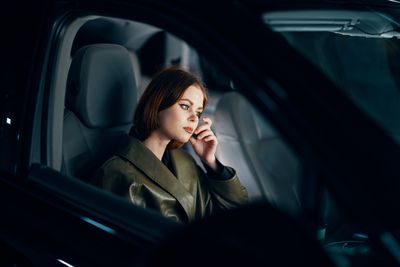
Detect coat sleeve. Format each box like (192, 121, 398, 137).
(199, 164, 249, 216)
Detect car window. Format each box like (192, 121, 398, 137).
(263, 8, 400, 145)
(6, 1, 400, 265)
(36, 3, 400, 265)
(46, 11, 387, 261)
(262, 6, 400, 265)
(27, 10, 326, 234)
(55, 15, 306, 217)
(66, 18, 390, 267)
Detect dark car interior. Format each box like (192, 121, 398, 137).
(5, 0, 400, 265)
(15, 4, 400, 266)
(55, 15, 304, 216)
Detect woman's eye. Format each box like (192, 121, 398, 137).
(196, 112, 203, 118)
(180, 104, 189, 110)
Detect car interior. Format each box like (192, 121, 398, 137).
(46, 14, 304, 218)
(39, 7, 400, 265)
(4, 1, 400, 265)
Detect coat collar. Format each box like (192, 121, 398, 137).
(115, 135, 196, 221)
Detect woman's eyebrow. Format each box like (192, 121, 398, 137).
(180, 98, 203, 110)
(180, 98, 193, 105)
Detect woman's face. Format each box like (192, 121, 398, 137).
(157, 85, 204, 143)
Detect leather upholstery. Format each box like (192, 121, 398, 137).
(63, 44, 138, 180)
(213, 92, 302, 215)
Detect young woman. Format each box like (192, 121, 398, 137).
(92, 66, 248, 223)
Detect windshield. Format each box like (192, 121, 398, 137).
(263, 7, 400, 144)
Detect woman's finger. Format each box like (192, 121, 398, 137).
(194, 117, 214, 134)
(204, 135, 218, 143)
(202, 117, 213, 127)
(196, 129, 214, 140)
(189, 136, 197, 144)
(194, 124, 211, 135)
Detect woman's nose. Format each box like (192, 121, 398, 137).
(188, 112, 198, 122)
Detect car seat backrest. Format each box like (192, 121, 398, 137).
(213, 92, 302, 215)
(63, 43, 138, 180)
(213, 92, 263, 200)
(128, 50, 142, 98)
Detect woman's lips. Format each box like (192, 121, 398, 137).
(183, 127, 194, 134)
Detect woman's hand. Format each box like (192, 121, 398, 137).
(189, 117, 218, 170)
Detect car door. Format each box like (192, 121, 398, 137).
(2, 0, 400, 266)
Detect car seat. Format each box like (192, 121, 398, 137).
(213, 92, 302, 215)
(62, 43, 138, 181)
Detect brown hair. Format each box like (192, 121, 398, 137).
(133, 65, 208, 149)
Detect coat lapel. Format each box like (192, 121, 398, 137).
(116, 136, 195, 221)
(170, 149, 198, 205)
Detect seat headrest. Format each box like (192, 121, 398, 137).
(214, 92, 278, 143)
(66, 43, 137, 128)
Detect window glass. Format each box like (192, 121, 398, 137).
(262, 8, 399, 264)
(48, 8, 389, 265)
(263, 8, 400, 144)
(56, 14, 306, 223)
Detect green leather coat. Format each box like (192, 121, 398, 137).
(92, 135, 248, 223)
